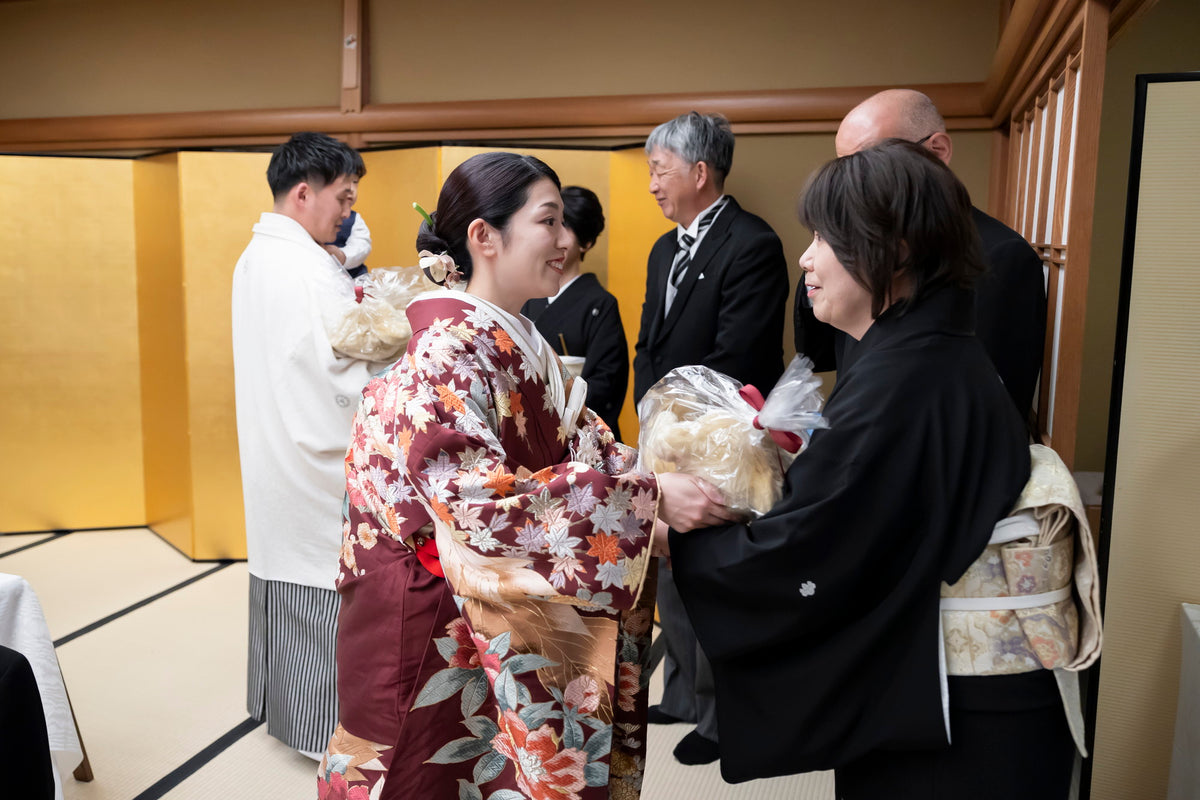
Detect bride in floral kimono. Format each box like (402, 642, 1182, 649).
(319, 152, 734, 800)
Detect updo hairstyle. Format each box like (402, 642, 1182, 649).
(560, 186, 606, 252)
(415, 152, 561, 281)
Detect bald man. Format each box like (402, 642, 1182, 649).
(796, 89, 1047, 422)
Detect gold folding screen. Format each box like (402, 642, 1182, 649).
(0, 156, 145, 532)
(0, 144, 672, 556)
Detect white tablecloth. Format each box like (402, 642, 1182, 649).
(0, 572, 84, 800)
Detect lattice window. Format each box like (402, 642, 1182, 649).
(998, 0, 1109, 467)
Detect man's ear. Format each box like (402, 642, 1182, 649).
(467, 218, 497, 256)
(292, 181, 312, 206)
(694, 160, 710, 191)
(926, 132, 953, 167)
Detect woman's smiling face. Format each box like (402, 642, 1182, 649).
(488, 178, 571, 313)
(800, 231, 875, 340)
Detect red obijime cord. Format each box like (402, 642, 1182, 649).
(414, 536, 444, 578)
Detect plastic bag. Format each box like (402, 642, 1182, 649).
(329, 266, 434, 362)
(362, 265, 432, 310)
(637, 355, 829, 518)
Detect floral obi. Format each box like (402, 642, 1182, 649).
(940, 509, 1079, 676)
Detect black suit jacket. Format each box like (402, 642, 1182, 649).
(633, 196, 788, 404)
(521, 272, 629, 441)
(793, 206, 1046, 418)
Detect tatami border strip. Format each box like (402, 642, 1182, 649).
(0, 531, 71, 558)
(53, 561, 236, 647)
(130, 717, 265, 800)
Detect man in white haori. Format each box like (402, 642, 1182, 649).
(231, 132, 379, 758)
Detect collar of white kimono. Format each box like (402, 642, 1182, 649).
(251, 212, 332, 259)
(410, 289, 569, 419)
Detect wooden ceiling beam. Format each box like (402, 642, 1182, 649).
(0, 83, 986, 153)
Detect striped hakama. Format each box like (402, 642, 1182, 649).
(247, 575, 340, 753)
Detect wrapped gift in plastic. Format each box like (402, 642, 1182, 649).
(330, 265, 434, 362)
(638, 355, 829, 517)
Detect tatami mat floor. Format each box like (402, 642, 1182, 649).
(2, 528, 833, 800)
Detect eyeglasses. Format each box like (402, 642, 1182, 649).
(914, 132, 936, 146)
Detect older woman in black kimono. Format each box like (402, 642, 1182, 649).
(667, 140, 1074, 799)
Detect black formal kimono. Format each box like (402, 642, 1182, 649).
(521, 272, 628, 441)
(670, 287, 1032, 786)
(794, 207, 1046, 420)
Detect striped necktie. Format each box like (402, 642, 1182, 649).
(669, 198, 725, 290)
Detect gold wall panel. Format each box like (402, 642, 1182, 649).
(356, 147, 440, 268)
(608, 149, 673, 443)
(0, 156, 145, 531)
(178, 151, 273, 559)
(134, 153, 192, 555)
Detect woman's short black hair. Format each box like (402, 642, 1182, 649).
(560, 186, 605, 250)
(416, 152, 561, 280)
(799, 138, 984, 318)
(266, 132, 365, 200)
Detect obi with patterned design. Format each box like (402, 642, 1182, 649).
(939, 443, 1103, 757)
(941, 510, 1079, 675)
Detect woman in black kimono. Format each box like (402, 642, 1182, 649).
(667, 140, 1074, 799)
(521, 186, 629, 441)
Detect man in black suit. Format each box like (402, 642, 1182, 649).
(634, 111, 789, 765)
(796, 89, 1047, 422)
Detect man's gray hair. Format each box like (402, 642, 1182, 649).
(645, 112, 735, 186)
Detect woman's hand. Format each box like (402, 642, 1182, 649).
(651, 519, 671, 558)
(656, 472, 742, 532)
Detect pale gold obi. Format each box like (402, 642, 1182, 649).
(941, 509, 1078, 675)
(938, 444, 1103, 756)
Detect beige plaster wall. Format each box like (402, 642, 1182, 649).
(0, 0, 998, 119)
(370, 0, 998, 102)
(0, 0, 340, 118)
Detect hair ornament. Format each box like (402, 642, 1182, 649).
(418, 250, 463, 288)
(412, 201, 436, 229)
(412, 202, 462, 287)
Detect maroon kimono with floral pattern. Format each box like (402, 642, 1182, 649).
(320, 293, 659, 800)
